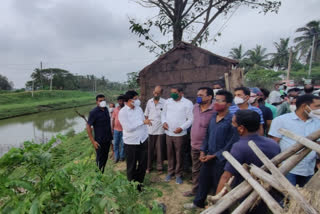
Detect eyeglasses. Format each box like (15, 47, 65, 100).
(215, 99, 226, 103)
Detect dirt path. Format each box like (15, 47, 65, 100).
(113, 161, 204, 214)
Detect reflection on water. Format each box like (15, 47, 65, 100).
(0, 105, 95, 157)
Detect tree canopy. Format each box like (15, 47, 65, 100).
(130, 0, 281, 55)
(0, 74, 13, 90)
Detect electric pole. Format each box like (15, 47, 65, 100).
(50, 69, 53, 91)
(308, 34, 316, 78)
(40, 61, 43, 89)
(287, 47, 293, 82)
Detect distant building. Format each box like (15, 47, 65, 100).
(138, 42, 243, 105)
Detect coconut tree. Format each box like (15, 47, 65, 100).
(294, 20, 320, 63)
(243, 45, 269, 70)
(269, 38, 290, 70)
(229, 44, 245, 61)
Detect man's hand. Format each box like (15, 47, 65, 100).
(200, 154, 216, 162)
(163, 122, 169, 130)
(144, 119, 152, 126)
(92, 141, 100, 150)
(206, 154, 216, 161)
(173, 127, 183, 134)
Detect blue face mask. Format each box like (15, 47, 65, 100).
(196, 97, 202, 104)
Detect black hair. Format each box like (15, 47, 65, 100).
(213, 80, 224, 88)
(304, 85, 314, 94)
(109, 103, 115, 107)
(287, 88, 300, 94)
(296, 94, 320, 109)
(171, 86, 184, 92)
(216, 90, 234, 103)
(124, 90, 138, 102)
(198, 87, 213, 97)
(260, 88, 270, 99)
(235, 110, 260, 132)
(96, 94, 105, 101)
(117, 95, 125, 100)
(234, 86, 250, 96)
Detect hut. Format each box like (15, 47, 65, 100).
(138, 42, 243, 105)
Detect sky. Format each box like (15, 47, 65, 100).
(0, 0, 319, 88)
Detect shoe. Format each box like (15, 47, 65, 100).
(183, 203, 199, 209)
(120, 158, 125, 162)
(164, 174, 172, 182)
(176, 176, 183, 184)
(183, 191, 195, 197)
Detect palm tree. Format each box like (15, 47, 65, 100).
(243, 45, 269, 70)
(229, 44, 245, 61)
(269, 38, 290, 70)
(294, 20, 320, 63)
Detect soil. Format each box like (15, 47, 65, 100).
(113, 161, 204, 214)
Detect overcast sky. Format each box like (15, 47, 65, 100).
(0, 0, 319, 88)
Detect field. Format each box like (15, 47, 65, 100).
(0, 90, 119, 119)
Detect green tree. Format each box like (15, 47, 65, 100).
(269, 37, 290, 70)
(243, 45, 269, 71)
(0, 74, 13, 90)
(126, 72, 139, 90)
(245, 69, 282, 89)
(294, 20, 320, 63)
(130, 0, 281, 55)
(229, 44, 245, 61)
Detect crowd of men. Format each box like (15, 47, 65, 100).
(86, 81, 320, 212)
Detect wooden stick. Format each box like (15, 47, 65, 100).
(248, 141, 318, 214)
(249, 164, 286, 193)
(202, 129, 320, 214)
(74, 108, 88, 122)
(222, 151, 284, 214)
(279, 128, 320, 154)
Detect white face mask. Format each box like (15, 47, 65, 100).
(289, 105, 296, 112)
(99, 101, 107, 108)
(234, 96, 245, 105)
(248, 97, 257, 104)
(306, 105, 320, 120)
(109, 107, 114, 113)
(213, 89, 221, 97)
(134, 99, 141, 107)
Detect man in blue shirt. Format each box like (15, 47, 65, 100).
(86, 94, 113, 173)
(229, 86, 264, 135)
(269, 94, 320, 187)
(184, 90, 239, 209)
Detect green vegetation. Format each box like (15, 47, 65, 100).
(0, 90, 119, 120)
(0, 132, 162, 213)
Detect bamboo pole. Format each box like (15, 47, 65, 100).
(279, 128, 320, 154)
(249, 164, 285, 193)
(222, 151, 284, 214)
(248, 141, 318, 214)
(202, 129, 320, 214)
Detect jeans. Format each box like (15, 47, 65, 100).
(113, 130, 124, 161)
(286, 172, 312, 187)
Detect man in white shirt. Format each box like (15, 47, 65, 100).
(162, 86, 193, 184)
(145, 86, 166, 174)
(268, 82, 284, 106)
(118, 90, 152, 191)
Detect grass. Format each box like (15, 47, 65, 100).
(0, 90, 120, 119)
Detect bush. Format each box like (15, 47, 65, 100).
(245, 69, 282, 90)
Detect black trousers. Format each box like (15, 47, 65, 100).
(95, 138, 111, 173)
(124, 140, 148, 183)
(193, 159, 225, 208)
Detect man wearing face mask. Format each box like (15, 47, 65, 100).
(183, 87, 215, 197)
(184, 90, 239, 209)
(144, 86, 166, 174)
(269, 94, 320, 187)
(161, 86, 193, 184)
(276, 88, 300, 116)
(216, 110, 280, 212)
(86, 94, 113, 173)
(229, 87, 265, 136)
(111, 95, 125, 163)
(268, 82, 284, 106)
(118, 90, 152, 190)
(304, 84, 314, 95)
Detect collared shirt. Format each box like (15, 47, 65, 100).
(190, 103, 216, 150)
(229, 104, 264, 124)
(87, 106, 113, 142)
(118, 105, 148, 145)
(161, 97, 193, 137)
(269, 112, 320, 176)
(112, 106, 123, 132)
(201, 112, 239, 161)
(224, 134, 280, 186)
(144, 97, 166, 135)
